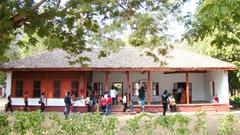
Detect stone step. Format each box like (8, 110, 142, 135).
(201, 106, 216, 112)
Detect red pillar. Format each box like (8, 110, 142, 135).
(126, 71, 130, 104)
(84, 72, 87, 98)
(46, 71, 48, 105)
(147, 71, 151, 105)
(186, 72, 190, 104)
(105, 71, 109, 93)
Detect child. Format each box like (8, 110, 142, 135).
(122, 93, 127, 112)
(129, 100, 133, 112)
(86, 96, 91, 112)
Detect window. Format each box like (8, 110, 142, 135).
(94, 82, 103, 96)
(33, 81, 41, 97)
(152, 82, 159, 96)
(132, 82, 140, 96)
(71, 81, 79, 97)
(16, 80, 23, 97)
(54, 80, 61, 97)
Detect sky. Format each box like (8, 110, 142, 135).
(35, 0, 198, 41)
(167, 0, 198, 41)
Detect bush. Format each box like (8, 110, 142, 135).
(218, 114, 236, 135)
(230, 96, 240, 108)
(0, 113, 11, 135)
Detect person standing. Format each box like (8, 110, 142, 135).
(39, 93, 45, 112)
(106, 95, 112, 115)
(110, 86, 117, 105)
(129, 100, 133, 112)
(161, 90, 169, 115)
(5, 95, 13, 113)
(100, 95, 107, 113)
(138, 87, 145, 112)
(70, 93, 75, 113)
(177, 87, 182, 103)
(122, 93, 127, 112)
(24, 91, 28, 112)
(64, 92, 71, 117)
(86, 96, 91, 112)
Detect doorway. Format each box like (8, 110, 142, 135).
(113, 82, 123, 104)
(174, 82, 192, 103)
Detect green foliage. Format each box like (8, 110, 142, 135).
(102, 115, 118, 135)
(194, 111, 208, 135)
(0, 0, 186, 65)
(218, 114, 236, 135)
(154, 115, 176, 134)
(230, 96, 240, 108)
(13, 111, 45, 135)
(0, 113, 11, 135)
(123, 113, 148, 135)
(175, 114, 191, 135)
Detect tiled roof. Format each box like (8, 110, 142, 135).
(1, 48, 236, 71)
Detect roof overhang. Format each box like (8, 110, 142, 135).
(0, 67, 237, 72)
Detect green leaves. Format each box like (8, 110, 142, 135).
(218, 114, 236, 135)
(0, 0, 187, 66)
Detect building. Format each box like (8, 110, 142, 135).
(0, 48, 236, 112)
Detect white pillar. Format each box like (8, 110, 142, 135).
(220, 71, 229, 104)
(6, 72, 12, 98)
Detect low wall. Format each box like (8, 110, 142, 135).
(11, 103, 229, 113)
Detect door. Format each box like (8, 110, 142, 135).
(174, 82, 192, 103)
(113, 82, 123, 103)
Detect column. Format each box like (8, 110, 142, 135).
(105, 71, 109, 93)
(45, 71, 48, 105)
(126, 71, 130, 104)
(186, 72, 190, 104)
(147, 71, 151, 105)
(84, 71, 87, 98)
(6, 72, 12, 98)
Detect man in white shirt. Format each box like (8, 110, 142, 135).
(110, 86, 117, 105)
(122, 93, 127, 112)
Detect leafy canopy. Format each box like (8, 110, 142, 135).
(0, 0, 186, 65)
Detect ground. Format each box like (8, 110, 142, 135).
(1, 98, 240, 135)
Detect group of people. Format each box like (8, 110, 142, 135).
(5, 91, 46, 113)
(137, 87, 177, 115)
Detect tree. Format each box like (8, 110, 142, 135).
(0, 0, 186, 66)
(184, 0, 240, 47)
(184, 0, 240, 93)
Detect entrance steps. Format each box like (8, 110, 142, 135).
(201, 106, 217, 112)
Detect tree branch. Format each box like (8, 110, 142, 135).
(32, 0, 47, 10)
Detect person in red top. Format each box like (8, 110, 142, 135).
(100, 95, 107, 113)
(213, 95, 219, 103)
(24, 91, 28, 112)
(106, 95, 112, 115)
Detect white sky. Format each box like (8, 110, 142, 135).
(35, 0, 198, 41)
(167, 0, 198, 41)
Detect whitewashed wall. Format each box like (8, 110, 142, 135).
(204, 71, 229, 104)
(12, 98, 85, 106)
(6, 72, 12, 98)
(92, 71, 206, 102)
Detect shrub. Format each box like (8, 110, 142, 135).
(174, 114, 191, 135)
(230, 96, 240, 108)
(194, 111, 207, 135)
(154, 115, 176, 134)
(218, 114, 235, 135)
(0, 113, 11, 135)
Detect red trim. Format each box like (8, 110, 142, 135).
(1, 67, 237, 72)
(147, 71, 151, 105)
(105, 71, 109, 93)
(186, 72, 190, 104)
